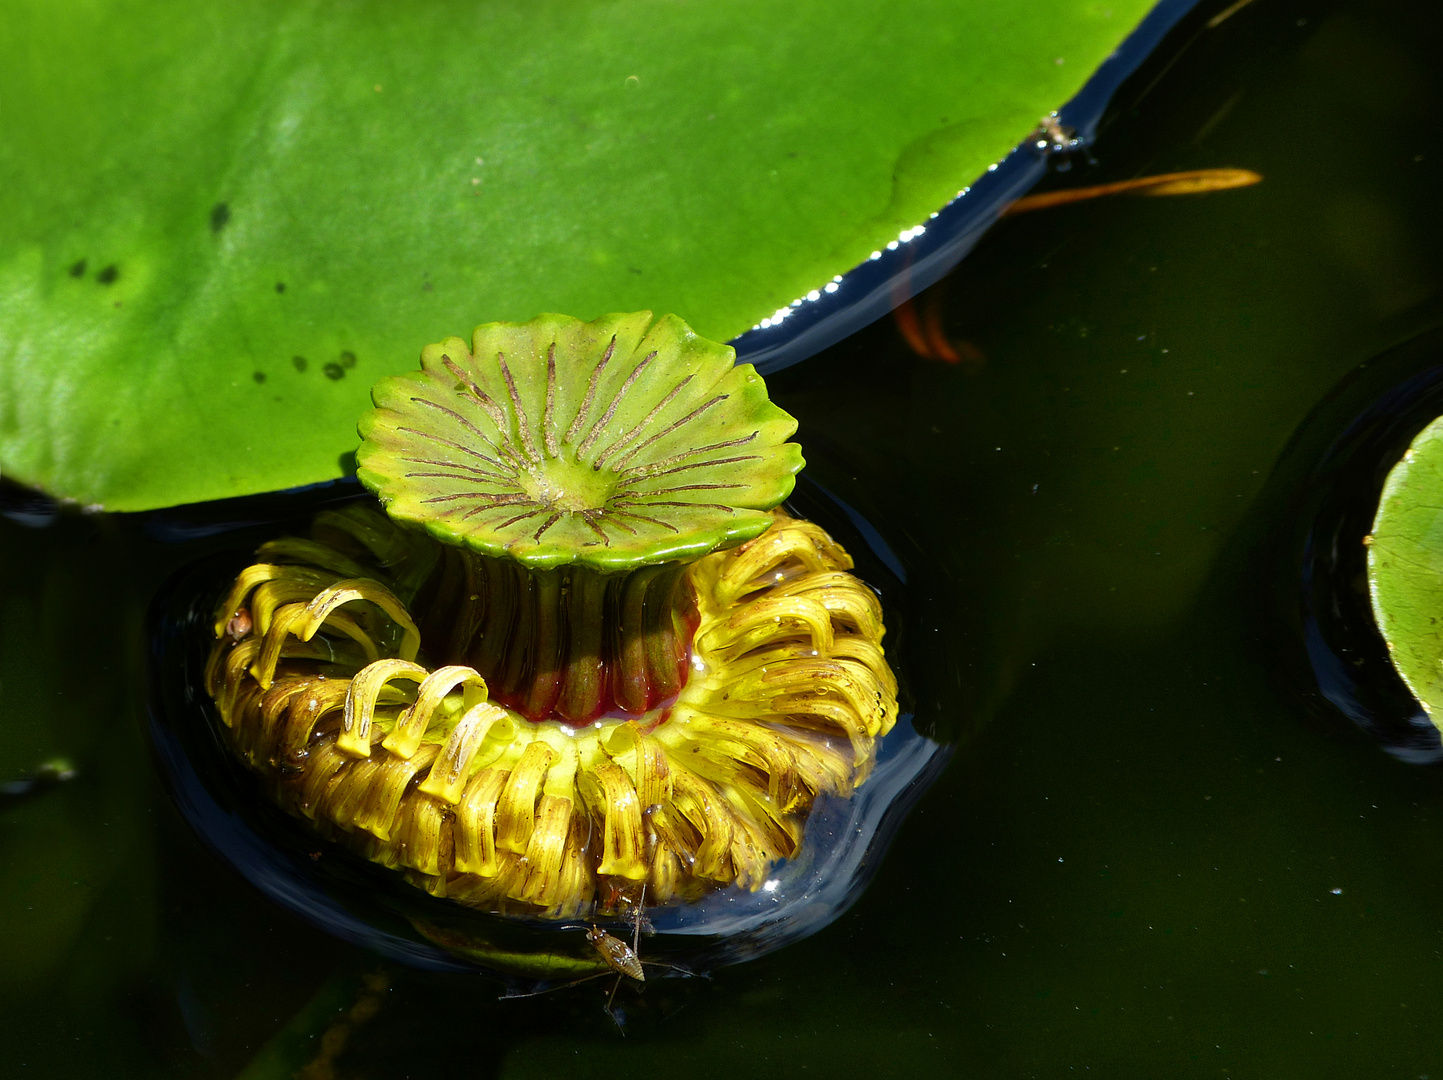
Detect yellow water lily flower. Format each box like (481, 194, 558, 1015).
(204, 312, 898, 922)
(207, 504, 896, 918)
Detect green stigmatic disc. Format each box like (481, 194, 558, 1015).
(356, 312, 804, 571)
(1367, 414, 1443, 728)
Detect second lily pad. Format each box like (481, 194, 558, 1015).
(1367, 415, 1443, 726)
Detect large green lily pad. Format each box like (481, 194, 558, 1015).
(1367, 415, 1443, 726)
(0, 0, 1155, 511)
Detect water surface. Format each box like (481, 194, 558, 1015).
(3, 0, 1443, 1074)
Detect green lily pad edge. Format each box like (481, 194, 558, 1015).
(0, 0, 1161, 512)
(357, 311, 802, 571)
(1367, 414, 1443, 727)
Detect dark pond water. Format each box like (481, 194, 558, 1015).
(4, 0, 1443, 1074)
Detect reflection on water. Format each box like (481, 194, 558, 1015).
(0, 759, 77, 812)
(4, 0, 1443, 1074)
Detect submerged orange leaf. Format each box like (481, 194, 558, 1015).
(1003, 168, 1263, 215)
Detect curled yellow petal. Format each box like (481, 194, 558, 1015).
(664, 714, 802, 812)
(339, 658, 429, 757)
(728, 784, 800, 865)
(382, 665, 489, 759)
(828, 636, 898, 694)
(454, 768, 508, 877)
(765, 696, 873, 766)
(417, 702, 514, 804)
(449, 854, 527, 908)
(669, 769, 733, 882)
(252, 679, 316, 760)
(278, 680, 351, 761)
(213, 564, 339, 639)
(250, 603, 321, 691)
(602, 721, 672, 810)
(255, 537, 378, 582)
(212, 639, 261, 723)
(697, 594, 835, 661)
(249, 579, 317, 639)
(323, 756, 383, 826)
(581, 760, 647, 881)
(775, 726, 854, 796)
(312, 505, 415, 568)
(771, 572, 884, 640)
(510, 732, 580, 903)
(721, 637, 895, 695)
(517, 794, 575, 906)
(547, 812, 595, 918)
(351, 744, 440, 841)
(495, 741, 556, 855)
(312, 506, 440, 601)
(297, 741, 350, 818)
(713, 518, 852, 605)
(393, 794, 450, 877)
(297, 578, 421, 662)
(716, 657, 894, 738)
(304, 610, 381, 666)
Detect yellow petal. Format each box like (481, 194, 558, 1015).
(515, 794, 575, 906)
(339, 659, 429, 757)
(669, 769, 734, 882)
(252, 678, 315, 761)
(770, 572, 884, 640)
(581, 760, 647, 881)
(602, 721, 672, 810)
(297, 578, 421, 662)
(352, 744, 440, 840)
(213, 639, 261, 723)
(391, 791, 450, 876)
(697, 594, 834, 661)
(382, 665, 489, 759)
(454, 768, 508, 877)
(713, 519, 851, 605)
(213, 564, 337, 638)
(249, 602, 310, 690)
(322, 756, 382, 827)
(418, 702, 514, 804)
(495, 741, 556, 854)
(295, 741, 350, 819)
(255, 537, 378, 582)
(278, 680, 350, 762)
(665, 714, 803, 811)
(312, 505, 440, 601)
(546, 812, 596, 918)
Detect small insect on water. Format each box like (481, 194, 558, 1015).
(586, 925, 645, 983)
(498, 888, 692, 1023)
(589, 887, 651, 1019)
